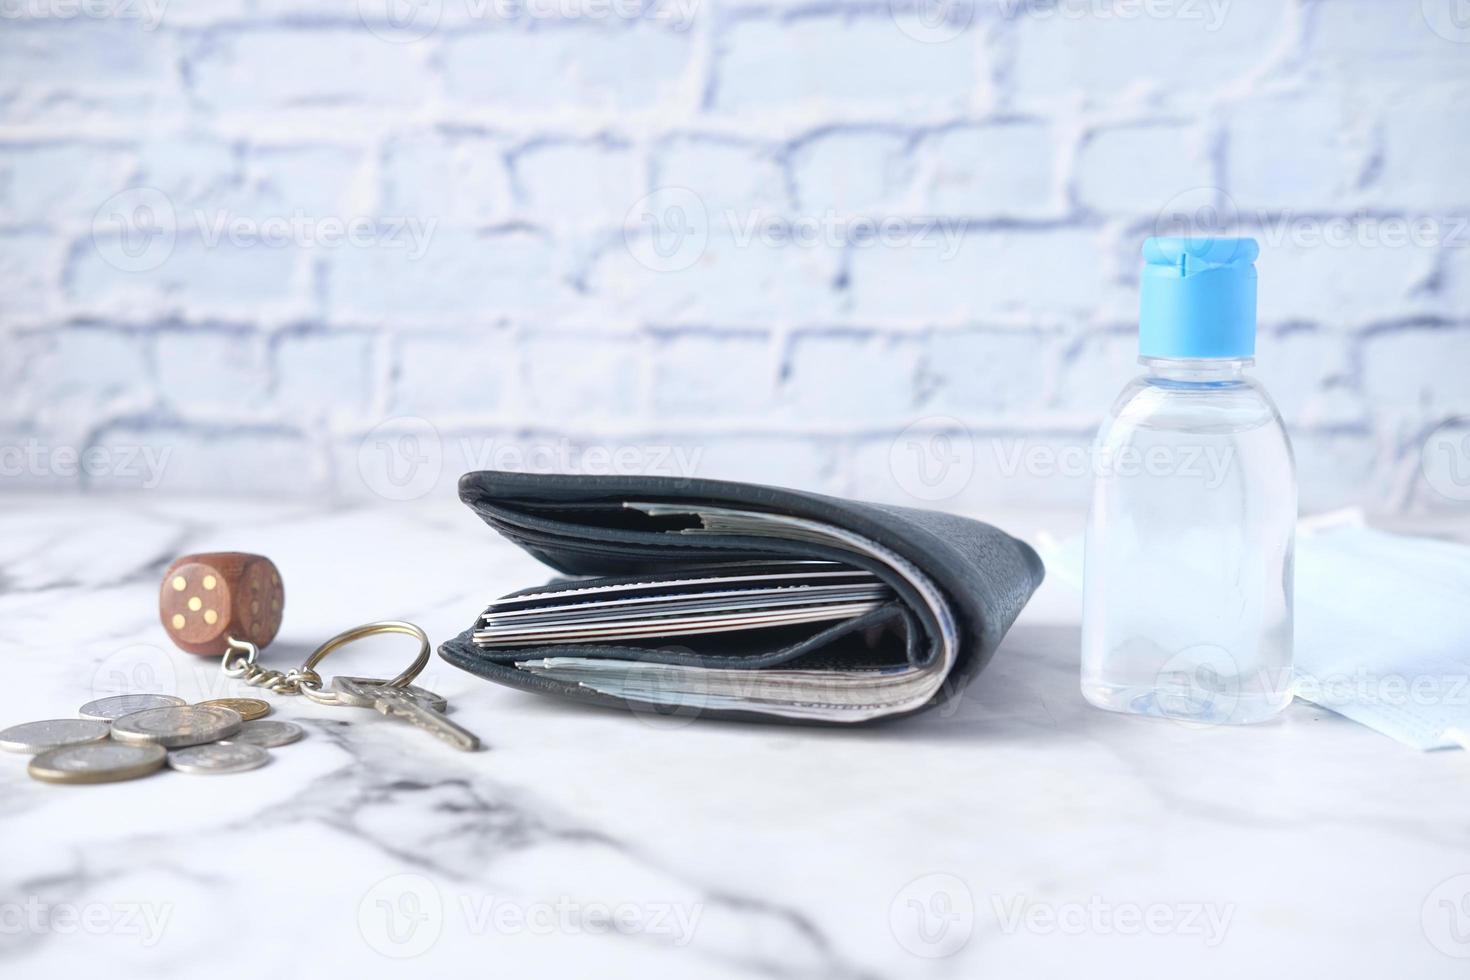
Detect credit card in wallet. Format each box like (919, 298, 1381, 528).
(473, 561, 891, 647)
(486, 561, 877, 608)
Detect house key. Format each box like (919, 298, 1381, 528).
(331, 676, 482, 752)
(155, 559, 476, 751)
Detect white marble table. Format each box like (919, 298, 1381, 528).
(1, 494, 1467, 979)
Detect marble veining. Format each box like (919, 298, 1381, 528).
(0, 495, 1467, 980)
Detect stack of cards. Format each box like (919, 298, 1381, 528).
(474, 561, 890, 647)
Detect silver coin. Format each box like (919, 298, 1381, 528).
(220, 719, 304, 748)
(79, 693, 186, 721)
(111, 705, 242, 748)
(29, 742, 167, 784)
(167, 742, 270, 775)
(0, 719, 111, 754)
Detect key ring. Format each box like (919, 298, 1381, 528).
(296, 621, 431, 706)
(161, 553, 480, 751)
(221, 621, 431, 705)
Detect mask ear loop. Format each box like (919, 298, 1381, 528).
(294, 621, 432, 706)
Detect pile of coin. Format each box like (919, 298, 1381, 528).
(0, 694, 306, 785)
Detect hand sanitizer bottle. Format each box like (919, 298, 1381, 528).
(1080, 237, 1295, 725)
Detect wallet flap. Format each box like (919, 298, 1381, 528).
(441, 471, 1045, 721)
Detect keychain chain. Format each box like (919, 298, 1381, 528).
(160, 554, 478, 750)
(221, 637, 323, 696)
(219, 620, 430, 705)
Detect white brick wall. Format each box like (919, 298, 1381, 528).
(1, 0, 1468, 514)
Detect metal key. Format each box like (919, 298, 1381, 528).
(331, 676, 447, 712)
(331, 676, 481, 752)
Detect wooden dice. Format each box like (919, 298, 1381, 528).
(159, 553, 284, 656)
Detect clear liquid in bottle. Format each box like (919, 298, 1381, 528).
(1080, 238, 1295, 726)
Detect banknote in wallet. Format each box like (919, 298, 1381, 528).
(438, 472, 1046, 724)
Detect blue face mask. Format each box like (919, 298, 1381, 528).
(1043, 514, 1470, 750)
(1291, 515, 1470, 750)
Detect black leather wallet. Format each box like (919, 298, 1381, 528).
(439, 470, 1045, 724)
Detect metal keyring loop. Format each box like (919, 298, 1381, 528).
(297, 621, 431, 705)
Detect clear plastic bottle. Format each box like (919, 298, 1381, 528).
(1080, 238, 1295, 725)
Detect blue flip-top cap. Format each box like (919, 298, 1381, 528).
(1139, 237, 1259, 358)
